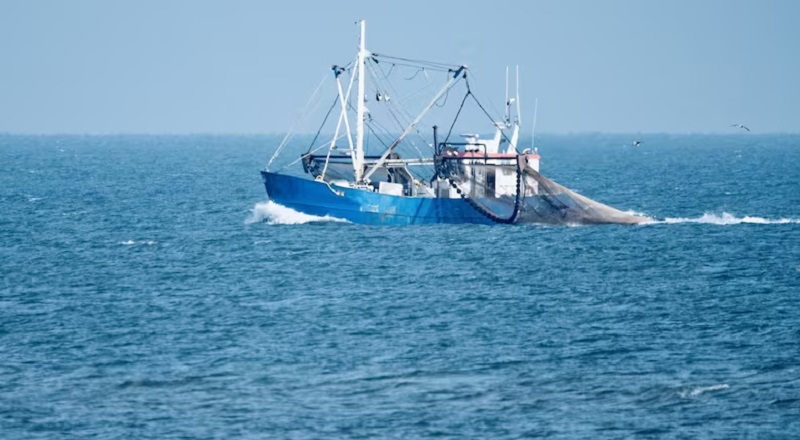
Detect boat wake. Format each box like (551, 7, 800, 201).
(245, 201, 349, 225)
(645, 212, 800, 226)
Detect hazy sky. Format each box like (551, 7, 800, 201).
(1, 0, 798, 134)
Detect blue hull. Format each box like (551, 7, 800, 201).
(260, 171, 494, 225)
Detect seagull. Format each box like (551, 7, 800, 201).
(730, 124, 750, 132)
(633, 140, 642, 147)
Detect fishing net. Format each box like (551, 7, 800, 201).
(441, 156, 647, 225)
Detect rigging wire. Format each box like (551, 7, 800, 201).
(366, 121, 391, 150)
(370, 60, 450, 72)
(305, 96, 339, 154)
(372, 53, 461, 71)
(470, 91, 513, 146)
(461, 68, 506, 130)
(367, 61, 429, 158)
(464, 75, 514, 146)
(369, 104, 428, 161)
(267, 71, 330, 169)
(367, 64, 412, 130)
(371, 59, 448, 126)
(371, 60, 419, 123)
(274, 133, 349, 174)
(443, 90, 471, 144)
(366, 122, 434, 183)
(369, 60, 447, 157)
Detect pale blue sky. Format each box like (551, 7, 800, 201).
(1, 0, 798, 134)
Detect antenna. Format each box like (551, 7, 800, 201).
(531, 98, 538, 148)
(504, 66, 510, 124)
(515, 65, 521, 125)
(506, 65, 522, 153)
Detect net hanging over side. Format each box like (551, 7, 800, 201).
(441, 156, 647, 226)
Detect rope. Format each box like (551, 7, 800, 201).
(383, 63, 395, 78)
(404, 68, 424, 81)
(435, 87, 449, 108)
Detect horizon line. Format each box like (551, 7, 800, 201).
(2, 130, 798, 137)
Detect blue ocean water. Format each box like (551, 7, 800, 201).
(1, 133, 799, 438)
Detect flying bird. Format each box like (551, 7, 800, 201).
(633, 140, 642, 147)
(730, 124, 750, 132)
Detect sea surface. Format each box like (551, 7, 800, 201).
(1, 133, 799, 439)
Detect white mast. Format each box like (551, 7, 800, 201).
(354, 19, 367, 182)
(508, 65, 521, 152)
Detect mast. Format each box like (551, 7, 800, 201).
(355, 19, 367, 182)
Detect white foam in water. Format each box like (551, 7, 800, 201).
(646, 212, 800, 226)
(119, 240, 157, 246)
(679, 384, 730, 398)
(245, 201, 348, 225)
(623, 210, 656, 223)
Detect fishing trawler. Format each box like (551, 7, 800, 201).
(261, 20, 645, 225)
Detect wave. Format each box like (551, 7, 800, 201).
(245, 201, 349, 225)
(678, 383, 729, 398)
(119, 240, 157, 246)
(645, 212, 800, 225)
